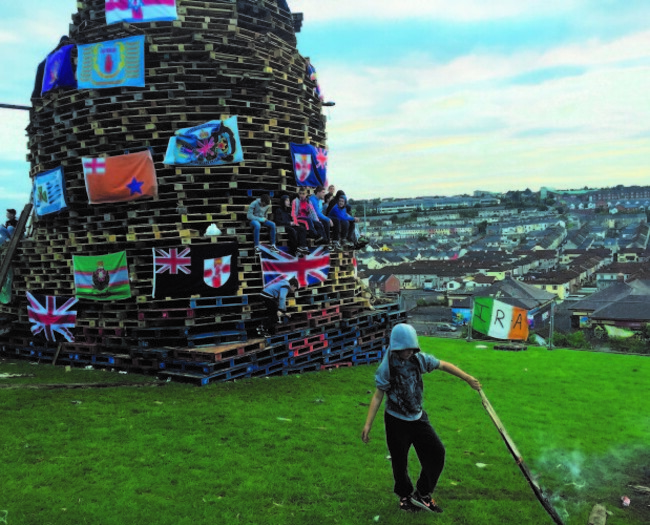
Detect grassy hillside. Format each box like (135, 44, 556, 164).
(0, 339, 648, 525)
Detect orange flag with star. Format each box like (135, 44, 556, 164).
(82, 150, 158, 204)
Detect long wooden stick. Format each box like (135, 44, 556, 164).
(479, 390, 565, 525)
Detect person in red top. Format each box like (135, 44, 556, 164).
(291, 188, 325, 243)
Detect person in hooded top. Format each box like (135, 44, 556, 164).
(291, 187, 325, 243)
(309, 186, 334, 247)
(257, 277, 299, 336)
(328, 195, 358, 247)
(362, 323, 481, 514)
(325, 189, 346, 216)
(274, 195, 309, 256)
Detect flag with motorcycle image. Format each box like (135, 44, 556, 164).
(163, 117, 244, 166)
(472, 297, 529, 340)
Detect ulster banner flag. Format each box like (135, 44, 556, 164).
(27, 292, 79, 342)
(289, 143, 327, 187)
(82, 150, 157, 204)
(106, 0, 178, 25)
(77, 35, 145, 89)
(152, 243, 239, 299)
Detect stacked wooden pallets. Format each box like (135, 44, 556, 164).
(0, 0, 406, 383)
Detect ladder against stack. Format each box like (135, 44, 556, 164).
(0, 0, 406, 382)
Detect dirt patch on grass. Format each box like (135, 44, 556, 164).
(626, 464, 650, 524)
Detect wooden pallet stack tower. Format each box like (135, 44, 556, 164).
(0, 0, 405, 385)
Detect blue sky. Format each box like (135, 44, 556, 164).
(0, 0, 649, 210)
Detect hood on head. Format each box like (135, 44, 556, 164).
(388, 323, 420, 355)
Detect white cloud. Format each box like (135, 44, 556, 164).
(291, 0, 582, 23)
(320, 30, 650, 197)
(0, 110, 30, 162)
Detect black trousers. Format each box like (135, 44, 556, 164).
(261, 296, 279, 334)
(331, 217, 350, 241)
(318, 218, 331, 242)
(284, 224, 307, 253)
(384, 411, 445, 498)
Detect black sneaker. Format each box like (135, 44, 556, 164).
(269, 245, 280, 253)
(411, 492, 443, 513)
(254, 246, 262, 254)
(399, 495, 422, 513)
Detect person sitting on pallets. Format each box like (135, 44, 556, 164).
(328, 194, 359, 248)
(291, 188, 326, 245)
(274, 195, 309, 256)
(257, 277, 299, 337)
(0, 208, 18, 244)
(247, 194, 280, 254)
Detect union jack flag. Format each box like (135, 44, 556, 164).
(26, 292, 78, 342)
(259, 245, 330, 288)
(154, 247, 191, 275)
(315, 148, 328, 171)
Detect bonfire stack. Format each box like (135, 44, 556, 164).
(0, 0, 405, 384)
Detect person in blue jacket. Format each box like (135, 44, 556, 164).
(309, 186, 334, 248)
(257, 277, 299, 336)
(328, 195, 358, 246)
(362, 323, 481, 513)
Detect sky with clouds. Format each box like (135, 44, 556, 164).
(0, 0, 649, 210)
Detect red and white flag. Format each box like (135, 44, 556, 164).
(203, 257, 232, 288)
(26, 293, 78, 342)
(106, 0, 178, 25)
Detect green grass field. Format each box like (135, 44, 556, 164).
(1, 339, 648, 525)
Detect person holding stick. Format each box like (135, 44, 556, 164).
(361, 323, 481, 513)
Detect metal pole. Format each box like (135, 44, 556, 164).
(363, 203, 367, 236)
(467, 296, 474, 342)
(0, 103, 30, 111)
(548, 301, 555, 350)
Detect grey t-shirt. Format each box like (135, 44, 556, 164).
(375, 351, 440, 421)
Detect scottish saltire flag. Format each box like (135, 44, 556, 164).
(33, 167, 68, 217)
(289, 143, 327, 187)
(106, 0, 178, 25)
(152, 243, 239, 298)
(259, 245, 330, 288)
(73, 252, 131, 301)
(77, 35, 145, 89)
(472, 297, 529, 340)
(26, 292, 78, 342)
(164, 117, 244, 166)
(82, 150, 157, 204)
(41, 44, 77, 96)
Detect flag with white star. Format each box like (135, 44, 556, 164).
(82, 150, 158, 204)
